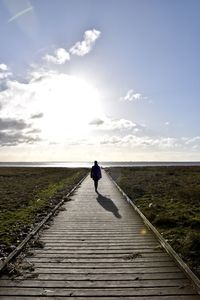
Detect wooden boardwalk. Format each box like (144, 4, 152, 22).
(0, 170, 199, 299)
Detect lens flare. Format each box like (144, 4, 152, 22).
(140, 228, 147, 235)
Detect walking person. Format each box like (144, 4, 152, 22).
(91, 161, 102, 192)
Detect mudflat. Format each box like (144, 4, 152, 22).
(108, 166, 200, 278)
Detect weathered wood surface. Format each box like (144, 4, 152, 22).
(0, 170, 199, 299)
(0, 297, 200, 300)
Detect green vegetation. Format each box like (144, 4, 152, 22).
(0, 167, 88, 256)
(107, 166, 200, 277)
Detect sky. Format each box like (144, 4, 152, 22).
(0, 0, 200, 162)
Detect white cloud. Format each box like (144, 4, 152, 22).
(0, 64, 8, 71)
(1, 62, 199, 161)
(0, 63, 12, 79)
(43, 48, 70, 64)
(112, 119, 137, 130)
(100, 136, 121, 145)
(31, 112, 44, 119)
(89, 116, 139, 132)
(43, 28, 101, 65)
(183, 136, 200, 145)
(98, 134, 200, 152)
(121, 89, 146, 102)
(0, 116, 41, 147)
(108, 118, 137, 130)
(70, 29, 101, 56)
(89, 118, 104, 126)
(0, 67, 102, 144)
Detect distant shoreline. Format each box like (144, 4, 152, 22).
(0, 161, 200, 168)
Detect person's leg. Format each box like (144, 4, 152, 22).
(94, 179, 98, 191)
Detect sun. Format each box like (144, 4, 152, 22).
(34, 73, 102, 141)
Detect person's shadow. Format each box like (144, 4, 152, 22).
(96, 193, 121, 219)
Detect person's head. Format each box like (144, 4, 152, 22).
(94, 160, 98, 165)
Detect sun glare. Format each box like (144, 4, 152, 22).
(36, 74, 102, 141)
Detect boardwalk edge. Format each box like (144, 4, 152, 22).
(106, 170, 200, 294)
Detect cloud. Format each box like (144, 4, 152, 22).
(0, 70, 45, 146)
(26, 128, 41, 134)
(0, 64, 12, 93)
(110, 119, 137, 130)
(0, 117, 41, 146)
(0, 131, 41, 147)
(43, 28, 101, 65)
(69, 29, 101, 56)
(89, 118, 104, 126)
(121, 89, 146, 102)
(0, 64, 8, 71)
(183, 136, 200, 146)
(44, 133, 200, 154)
(31, 112, 44, 119)
(67, 138, 91, 146)
(0, 63, 12, 80)
(100, 136, 121, 145)
(89, 116, 141, 132)
(0, 118, 29, 131)
(43, 48, 70, 64)
(0, 67, 102, 144)
(98, 134, 200, 151)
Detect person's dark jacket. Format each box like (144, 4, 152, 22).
(91, 164, 102, 181)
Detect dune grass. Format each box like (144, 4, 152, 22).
(0, 167, 88, 257)
(107, 166, 200, 277)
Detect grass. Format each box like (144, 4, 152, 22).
(107, 166, 200, 277)
(0, 167, 88, 257)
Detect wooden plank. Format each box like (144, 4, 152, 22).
(0, 287, 198, 296)
(30, 272, 188, 281)
(39, 245, 159, 250)
(0, 296, 200, 300)
(27, 256, 173, 263)
(41, 233, 153, 237)
(45, 230, 147, 232)
(40, 237, 157, 241)
(1, 296, 200, 300)
(1, 295, 199, 300)
(42, 241, 159, 246)
(28, 261, 177, 268)
(32, 249, 163, 254)
(42, 230, 152, 233)
(41, 237, 155, 240)
(48, 225, 145, 229)
(39, 240, 156, 244)
(41, 240, 158, 244)
(0, 279, 191, 288)
(33, 266, 181, 273)
(50, 225, 146, 228)
(30, 251, 168, 257)
(42, 239, 156, 243)
(28, 251, 176, 258)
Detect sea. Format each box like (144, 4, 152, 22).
(0, 161, 200, 168)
